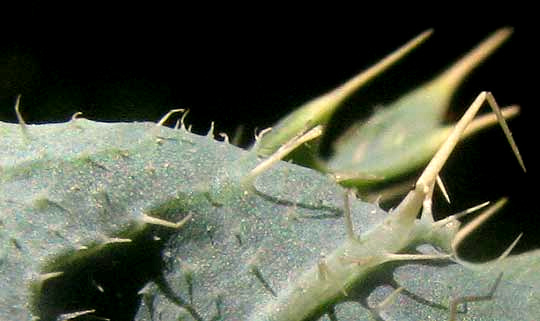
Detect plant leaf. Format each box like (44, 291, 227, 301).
(326, 28, 514, 189)
(255, 30, 433, 158)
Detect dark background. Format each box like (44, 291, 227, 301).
(1, 5, 538, 258)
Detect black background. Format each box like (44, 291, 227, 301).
(1, 5, 538, 259)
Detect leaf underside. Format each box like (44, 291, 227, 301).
(1, 119, 537, 321)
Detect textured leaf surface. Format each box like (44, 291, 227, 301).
(136, 243, 540, 321)
(376, 247, 540, 320)
(133, 160, 386, 320)
(0, 119, 260, 320)
(0, 119, 386, 320)
(1, 117, 537, 321)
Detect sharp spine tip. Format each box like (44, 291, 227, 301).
(157, 109, 185, 127)
(142, 213, 193, 229)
